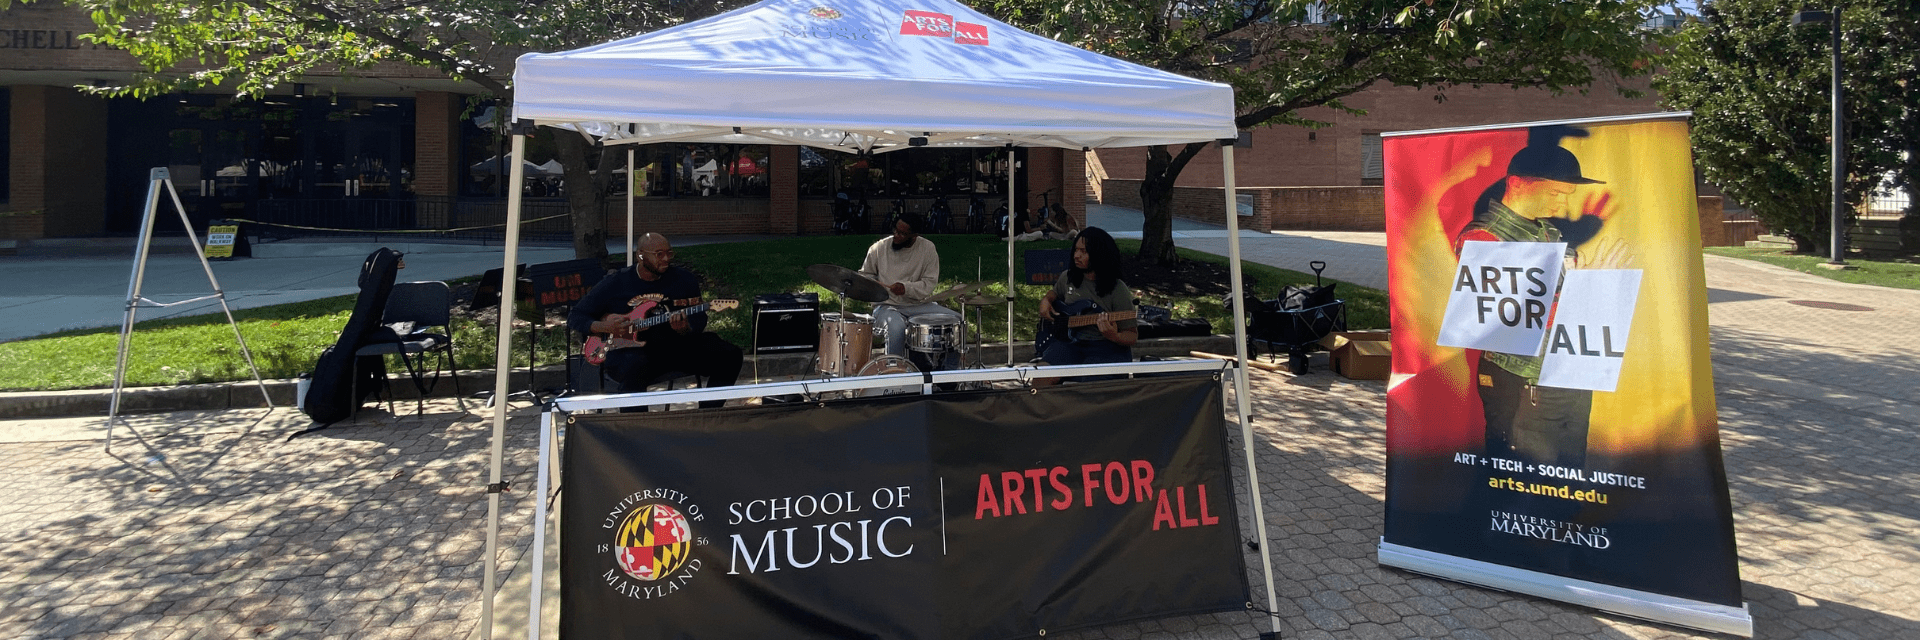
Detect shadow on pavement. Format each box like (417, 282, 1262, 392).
(0, 405, 541, 638)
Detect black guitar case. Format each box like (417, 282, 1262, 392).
(300, 248, 403, 427)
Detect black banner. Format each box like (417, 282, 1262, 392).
(561, 377, 1247, 639)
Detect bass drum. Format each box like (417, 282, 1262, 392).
(855, 354, 921, 397)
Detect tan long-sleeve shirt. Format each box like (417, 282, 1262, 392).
(858, 236, 940, 306)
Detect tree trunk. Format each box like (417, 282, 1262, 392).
(556, 133, 609, 261)
(1136, 141, 1211, 266)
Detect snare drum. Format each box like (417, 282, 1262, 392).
(906, 313, 964, 354)
(817, 312, 874, 377)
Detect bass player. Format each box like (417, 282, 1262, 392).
(568, 233, 742, 407)
(1035, 227, 1136, 381)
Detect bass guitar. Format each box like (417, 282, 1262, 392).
(583, 295, 740, 365)
(1034, 299, 1138, 355)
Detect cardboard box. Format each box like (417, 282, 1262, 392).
(1319, 331, 1391, 380)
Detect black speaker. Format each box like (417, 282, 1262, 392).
(752, 293, 820, 354)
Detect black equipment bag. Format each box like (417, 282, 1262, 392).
(302, 248, 403, 424)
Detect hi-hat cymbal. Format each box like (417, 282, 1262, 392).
(924, 281, 985, 304)
(806, 264, 891, 303)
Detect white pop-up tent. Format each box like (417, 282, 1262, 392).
(483, 0, 1269, 635)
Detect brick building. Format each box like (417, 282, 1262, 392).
(0, 4, 1082, 242)
(1093, 82, 1672, 232)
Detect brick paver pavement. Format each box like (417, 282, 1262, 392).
(3, 254, 1916, 639)
(0, 403, 544, 639)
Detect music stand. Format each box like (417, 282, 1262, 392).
(471, 264, 526, 312)
(523, 259, 608, 402)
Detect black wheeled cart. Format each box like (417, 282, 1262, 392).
(1241, 260, 1347, 374)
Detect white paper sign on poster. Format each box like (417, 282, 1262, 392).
(1537, 269, 1643, 392)
(1436, 240, 1567, 356)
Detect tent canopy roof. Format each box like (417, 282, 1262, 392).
(510, 0, 1236, 152)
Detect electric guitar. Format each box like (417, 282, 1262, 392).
(1034, 299, 1138, 355)
(583, 295, 740, 365)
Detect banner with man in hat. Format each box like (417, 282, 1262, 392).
(1376, 115, 1750, 636)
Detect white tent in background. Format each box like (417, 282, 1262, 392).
(481, 0, 1269, 635)
(468, 156, 550, 176)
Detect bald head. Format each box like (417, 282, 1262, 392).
(635, 233, 674, 279)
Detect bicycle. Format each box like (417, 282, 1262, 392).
(927, 194, 953, 234)
(966, 193, 988, 234)
(885, 190, 908, 232)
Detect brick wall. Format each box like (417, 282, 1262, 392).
(1696, 196, 1724, 247)
(413, 92, 460, 201)
(599, 198, 773, 237)
(9, 85, 106, 238)
(1265, 187, 1383, 231)
(1096, 80, 1663, 189)
(769, 146, 798, 234)
(1060, 149, 1086, 225)
(1101, 179, 1388, 231)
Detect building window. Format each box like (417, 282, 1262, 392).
(1361, 132, 1383, 186)
(800, 146, 1012, 199)
(628, 143, 770, 198)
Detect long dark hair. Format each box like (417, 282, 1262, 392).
(1068, 227, 1123, 297)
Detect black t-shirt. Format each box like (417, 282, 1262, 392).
(567, 265, 709, 342)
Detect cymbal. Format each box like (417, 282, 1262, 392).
(924, 281, 985, 304)
(958, 293, 1003, 307)
(807, 264, 891, 303)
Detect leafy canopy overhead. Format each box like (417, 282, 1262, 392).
(988, 0, 1672, 131)
(64, 0, 738, 99)
(1656, 0, 1918, 252)
(980, 0, 1677, 264)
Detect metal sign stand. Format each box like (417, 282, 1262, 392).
(106, 167, 274, 451)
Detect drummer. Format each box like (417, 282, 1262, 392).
(858, 213, 951, 359)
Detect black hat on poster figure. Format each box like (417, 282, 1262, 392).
(1506, 125, 1606, 185)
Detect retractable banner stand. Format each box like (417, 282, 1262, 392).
(1378, 114, 1752, 636)
(562, 377, 1247, 639)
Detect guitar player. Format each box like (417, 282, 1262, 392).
(567, 233, 742, 407)
(1035, 227, 1136, 382)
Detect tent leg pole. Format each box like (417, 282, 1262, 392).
(484, 129, 531, 640)
(1005, 145, 1016, 366)
(529, 409, 555, 640)
(627, 148, 636, 267)
(1221, 141, 1280, 636)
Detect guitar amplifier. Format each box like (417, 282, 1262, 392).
(752, 293, 820, 354)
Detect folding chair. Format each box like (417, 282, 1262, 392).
(355, 281, 459, 415)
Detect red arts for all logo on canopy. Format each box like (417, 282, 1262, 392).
(952, 22, 989, 45)
(899, 10, 954, 37)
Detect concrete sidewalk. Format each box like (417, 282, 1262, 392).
(0, 240, 576, 343)
(0, 235, 778, 343)
(1088, 203, 1389, 289)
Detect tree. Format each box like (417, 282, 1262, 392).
(984, 0, 1674, 265)
(1656, 0, 1918, 255)
(51, 0, 743, 261)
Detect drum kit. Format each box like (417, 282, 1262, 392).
(805, 264, 986, 388)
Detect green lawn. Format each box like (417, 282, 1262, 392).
(1702, 246, 1920, 290)
(0, 234, 1386, 392)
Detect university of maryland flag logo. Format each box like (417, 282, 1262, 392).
(614, 504, 692, 581)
